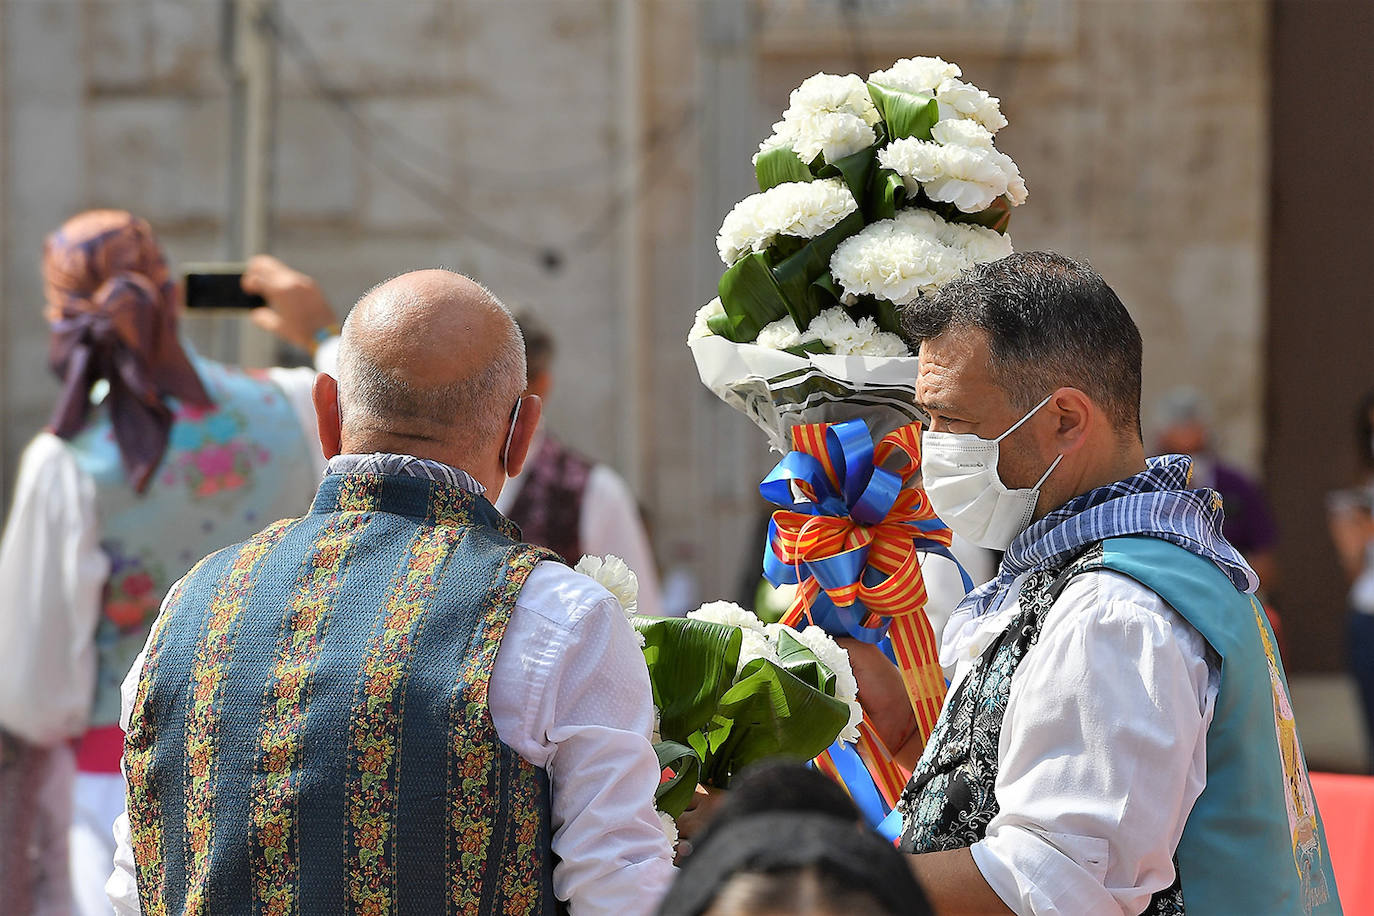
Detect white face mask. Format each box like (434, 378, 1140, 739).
(921, 394, 1064, 550)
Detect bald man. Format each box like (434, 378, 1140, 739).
(105, 271, 675, 915)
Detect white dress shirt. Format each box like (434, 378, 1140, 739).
(495, 430, 667, 617)
(106, 551, 675, 915)
(938, 568, 1220, 916)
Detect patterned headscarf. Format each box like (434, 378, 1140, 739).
(43, 210, 213, 492)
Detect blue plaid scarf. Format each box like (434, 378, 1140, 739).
(958, 454, 1259, 620)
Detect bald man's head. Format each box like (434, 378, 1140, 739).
(333, 269, 527, 467)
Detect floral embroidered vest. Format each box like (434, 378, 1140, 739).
(506, 435, 592, 565)
(899, 537, 1341, 916)
(123, 471, 562, 916)
(69, 355, 316, 734)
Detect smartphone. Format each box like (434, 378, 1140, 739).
(182, 262, 265, 311)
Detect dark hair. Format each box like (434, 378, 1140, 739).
(902, 251, 1143, 437)
(513, 310, 554, 384)
(657, 762, 932, 916)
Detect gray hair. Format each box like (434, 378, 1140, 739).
(337, 283, 527, 453)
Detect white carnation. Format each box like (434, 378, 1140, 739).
(867, 57, 962, 95)
(786, 72, 882, 126)
(783, 111, 878, 165)
(716, 178, 858, 265)
(658, 810, 679, 850)
(879, 127, 1025, 214)
(758, 73, 881, 166)
(764, 624, 863, 744)
(829, 209, 970, 305)
(689, 298, 725, 342)
(935, 78, 1008, 132)
(943, 221, 1014, 266)
(755, 316, 805, 350)
(574, 554, 644, 646)
(850, 327, 910, 357)
(688, 601, 767, 632)
(931, 118, 995, 150)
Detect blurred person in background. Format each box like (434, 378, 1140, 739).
(498, 311, 665, 616)
(0, 211, 341, 916)
(1156, 385, 1285, 650)
(1326, 389, 1374, 769)
(659, 761, 932, 916)
(1155, 386, 1280, 590)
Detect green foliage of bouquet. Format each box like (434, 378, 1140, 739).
(635, 602, 861, 818)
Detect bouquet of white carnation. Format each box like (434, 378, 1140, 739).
(634, 602, 862, 818)
(690, 56, 1026, 446)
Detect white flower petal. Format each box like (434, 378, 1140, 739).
(716, 178, 858, 266)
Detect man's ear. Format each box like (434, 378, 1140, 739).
(503, 394, 543, 478)
(312, 373, 343, 460)
(1049, 387, 1094, 453)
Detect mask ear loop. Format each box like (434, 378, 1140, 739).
(994, 392, 1056, 444)
(1033, 453, 1064, 490)
(501, 397, 523, 473)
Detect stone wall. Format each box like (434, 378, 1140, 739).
(0, 0, 1271, 611)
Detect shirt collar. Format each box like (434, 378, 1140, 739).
(325, 452, 486, 495)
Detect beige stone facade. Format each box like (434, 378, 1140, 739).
(0, 0, 1270, 606)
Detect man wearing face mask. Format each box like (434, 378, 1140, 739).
(849, 252, 1339, 915)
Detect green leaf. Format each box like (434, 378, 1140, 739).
(816, 137, 880, 212)
(873, 298, 903, 335)
(771, 209, 866, 331)
(705, 660, 850, 787)
(782, 340, 830, 358)
(653, 740, 702, 818)
(634, 616, 742, 739)
(772, 628, 836, 695)
(755, 146, 814, 192)
(870, 167, 908, 221)
(867, 83, 939, 141)
(716, 252, 791, 342)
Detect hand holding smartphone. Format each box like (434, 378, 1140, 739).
(182, 262, 265, 312)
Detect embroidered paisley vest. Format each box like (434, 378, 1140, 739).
(69, 355, 315, 737)
(123, 471, 561, 915)
(506, 435, 592, 565)
(899, 536, 1341, 915)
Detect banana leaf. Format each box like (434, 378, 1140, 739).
(715, 253, 790, 342)
(755, 146, 814, 192)
(870, 167, 908, 221)
(772, 627, 836, 695)
(653, 740, 702, 818)
(770, 210, 866, 331)
(703, 659, 850, 786)
(815, 130, 883, 215)
(866, 84, 939, 142)
(634, 616, 742, 739)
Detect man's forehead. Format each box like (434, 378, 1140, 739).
(914, 331, 999, 411)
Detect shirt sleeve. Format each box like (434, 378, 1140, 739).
(968, 570, 1218, 916)
(581, 465, 665, 618)
(0, 433, 110, 745)
(489, 561, 675, 915)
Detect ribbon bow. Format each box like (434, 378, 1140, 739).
(760, 418, 963, 807)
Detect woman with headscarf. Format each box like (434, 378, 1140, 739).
(0, 210, 341, 915)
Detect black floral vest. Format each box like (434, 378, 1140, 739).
(897, 544, 1186, 915)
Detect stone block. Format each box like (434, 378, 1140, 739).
(4, 0, 84, 104)
(146, 0, 225, 95)
(86, 96, 230, 226)
(355, 97, 464, 232)
(85, 0, 152, 90)
(274, 97, 360, 220)
(276, 0, 467, 96)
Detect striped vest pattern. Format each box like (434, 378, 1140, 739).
(124, 471, 561, 915)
